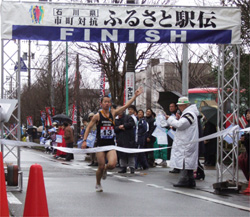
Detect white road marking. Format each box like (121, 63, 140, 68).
(7, 192, 22, 204)
(147, 184, 164, 188)
(128, 179, 144, 183)
(113, 175, 127, 179)
(147, 184, 250, 212)
(163, 187, 250, 212)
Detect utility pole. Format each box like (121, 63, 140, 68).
(125, 0, 136, 105)
(66, 42, 69, 115)
(48, 41, 54, 108)
(74, 54, 80, 143)
(28, 40, 31, 89)
(182, 44, 189, 96)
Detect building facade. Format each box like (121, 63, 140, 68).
(135, 59, 213, 114)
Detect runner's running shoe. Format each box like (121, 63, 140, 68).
(95, 184, 103, 192)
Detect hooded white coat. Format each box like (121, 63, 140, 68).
(167, 104, 199, 170)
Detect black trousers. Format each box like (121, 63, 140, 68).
(65, 142, 74, 161)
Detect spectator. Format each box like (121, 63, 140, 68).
(115, 106, 136, 174)
(88, 112, 98, 166)
(135, 109, 149, 170)
(167, 103, 180, 174)
(240, 109, 250, 181)
(165, 96, 199, 188)
(128, 105, 137, 125)
(80, 125, 85, 139)
(49, 127, 57, 155)
(63, 122, 74, 161)
(203, 119, 217, 166)
(167, 103, 177, 158)
(195, 115, 205, 180)
(145, 108, 156, 167)
(55, 123, 67, 159)
(52, 122, 58, 131)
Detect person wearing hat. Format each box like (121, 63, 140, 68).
(165, 96, 199, 188)
(52, 122, 58, 132)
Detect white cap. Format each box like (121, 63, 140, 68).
(176, 96, 190, 105)
(88, 112, 95, 118)
(48, 128, 56, 133)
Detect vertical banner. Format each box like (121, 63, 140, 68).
(100, 49, 106, 104)
(27, 116, 33, 126)
(125, 72, 135, 104)
(72, 103, 77, 124)
(45, 107, 52, 126)
(41, 110, 46, 127)
(52, 107, 55, 116)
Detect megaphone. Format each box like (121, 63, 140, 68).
(0, 99, 18, 123)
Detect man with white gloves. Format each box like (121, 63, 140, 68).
(165, 96, 199, 188)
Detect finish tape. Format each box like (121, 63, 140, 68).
(1, 125, 249, 154)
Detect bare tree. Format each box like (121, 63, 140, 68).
(74, 41, 163, 105)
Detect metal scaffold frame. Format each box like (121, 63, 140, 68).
(215, 44, 240, 191)
(1, 39, 23, 191)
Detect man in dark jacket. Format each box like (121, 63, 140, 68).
(136, 109, 149, 170)
(115, 107, 136, 174)
(145, 108, 156, 167)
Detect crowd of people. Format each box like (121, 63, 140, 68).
(79, 87, 223, 192)
(40, 121, 74, 161)
(37, 87, 250, 193)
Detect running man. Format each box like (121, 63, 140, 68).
(81, 87, 143, 192)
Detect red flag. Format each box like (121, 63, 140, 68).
(72, 103, 77, 124)
(27, 116, 33, 126)
(45, 107, 52, 126)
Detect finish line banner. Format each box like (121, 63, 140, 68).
(1, 2, 241, 44)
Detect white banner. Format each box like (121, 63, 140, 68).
(1, 2, 241, 44)
(125, 72, 135, 103)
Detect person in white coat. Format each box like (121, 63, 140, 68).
(165, 96, 199, 188)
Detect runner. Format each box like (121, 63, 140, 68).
(81, 87, 143, 192)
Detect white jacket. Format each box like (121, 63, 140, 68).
(167, 104, 199, 170)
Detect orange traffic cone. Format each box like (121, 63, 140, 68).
(0, 152, 9, 217)
(242, 176, 250, 195)
(23, 164, 49, 217)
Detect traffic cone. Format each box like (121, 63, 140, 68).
(0, 152, 9, 217)
(23, 164, 49, 217)
(242, 176, 250, 195)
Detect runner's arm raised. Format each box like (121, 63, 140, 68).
(113, 87, 143, 117)
(81, 113, 99, 149)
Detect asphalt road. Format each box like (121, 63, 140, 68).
(4, 147, 250, 217)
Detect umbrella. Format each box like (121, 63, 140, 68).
(201, 106, 217, 126)
(157, 91, 181, 114)
(52, 114, 72, 124)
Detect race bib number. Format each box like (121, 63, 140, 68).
(100, 126, 114, 139)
